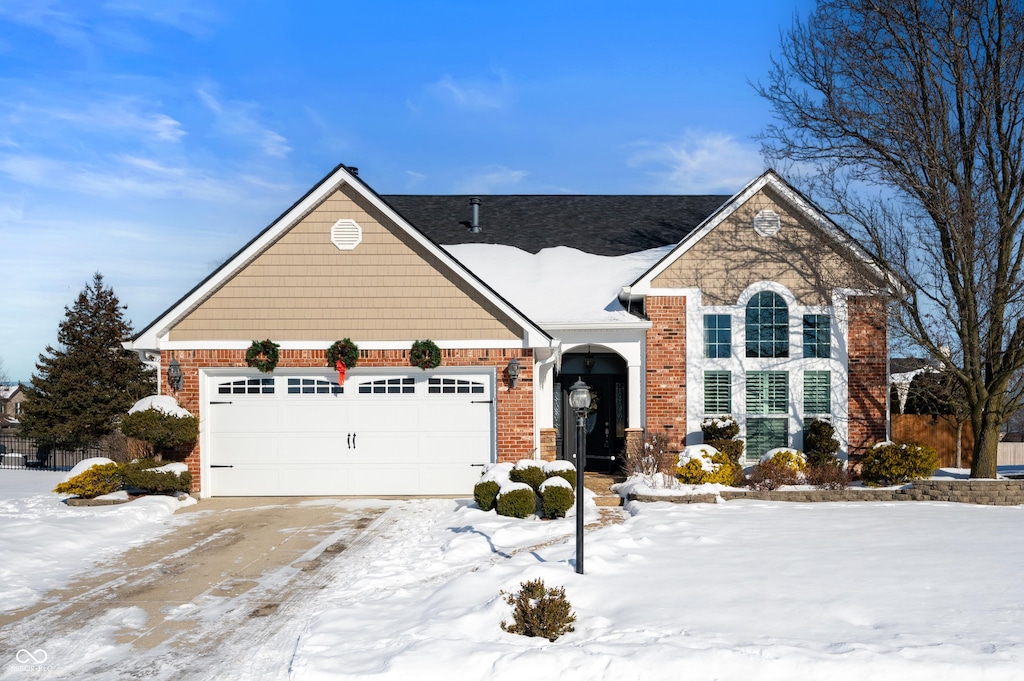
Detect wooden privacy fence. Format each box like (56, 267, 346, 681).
(891, 414, 974, 469)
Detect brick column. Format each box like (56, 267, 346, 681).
(645, 296, 687, 434)
(539, 428, 557, 461)
(847, 296, 888, 465)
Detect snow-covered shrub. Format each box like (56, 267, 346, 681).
(496, 482, 537, 518)
(675, 444, 736, 485)
(53, 462, 122, 499)
(121, 460, 192, 494)
(543, 460, 577, 489)
(746, 449, 807, 490)
(501, 578, 576, 642)
(623, 430, 677, 477)
(120, 406, 198, 457)
(804, 418, 840, 467)
(474, 480, 501, 511)
(861, 441, 938, 486)
(700, 417, 744, 483)
(539, 477, 574, 518)
(509, 459, 547, 491)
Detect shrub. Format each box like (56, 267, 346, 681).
(120, 463, 192, 494)
(509, 461, 547, 491)
(120, 409, 199, 455)
(675, 445, 736, 485)
(622, 430, 678, 477)
(701, 417, 745, 484)
(746, 458, 801, 490)
(474, 480, 501, 511)
(501, 578, 576, 641)
(496, 483, 537, 518)
(539, 478, 575, 518)
(804, 418, 840, 467)
(861, 441, 938, 486)
(761, 448, 807, 474)
(53, 463, 122, 499)
(543, 460, 577, 489)
(806, 460, 850, 490)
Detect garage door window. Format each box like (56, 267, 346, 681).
(218, 378, 275, 395)
(287, 377, 343, 395)
(428, 377, 485, 394)
(358, 377, 415, 394)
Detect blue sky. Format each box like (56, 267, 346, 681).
(0, 0, 815, 383)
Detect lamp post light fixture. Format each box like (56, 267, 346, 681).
(507, 357, 521, 389)
(568, 377, 591, 575)
(167, 359, 184, 392)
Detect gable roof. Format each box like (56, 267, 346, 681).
(129, 165, 552, 349)
(381, 194, 729, 256)
(628, 169, 891, 294)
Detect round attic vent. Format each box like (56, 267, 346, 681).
(330, 219, 362, 251)
(753, 209, 781, 237)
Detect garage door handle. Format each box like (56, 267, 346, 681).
(346, 434, 351, 449)
(210, 401, 233, 405)
(471, 400, 493, 404)
(352, 433, 357, 448)
(470, 463, 485, 467)
(210, 465, 234, 469)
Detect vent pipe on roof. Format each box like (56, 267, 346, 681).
(347, 166, 359, 176)
(468, 197, 481, 233)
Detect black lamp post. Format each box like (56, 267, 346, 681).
(568, 377, 591, 575)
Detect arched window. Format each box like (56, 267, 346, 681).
(745, 291, 789, 358)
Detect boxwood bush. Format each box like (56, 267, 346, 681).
(120, 408, 198, 455)
(675, 445, 736, 485)
(474, 480, 501, 512)
(543, 460, 577, 490)
(496, 483, 537, 518)
(121, 464, 192, 494)
(509, 461, 547, 491)
(53, 463, 123, 499)
(861, 441, 938, 486)
(539, 478, 574, 518)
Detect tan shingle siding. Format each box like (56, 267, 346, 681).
(652, 186, 880, 306)
(170, 184, 522, 342)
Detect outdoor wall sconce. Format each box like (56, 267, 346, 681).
(167, 358, 184, 392)
(584, 347, 595, 372)
(507, 357, 521, 389)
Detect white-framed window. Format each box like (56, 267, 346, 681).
(287, 377, 343, 395)
(704, 314, 732, 358)
(218, 378, 275, 395)
(745, 291, 789, 358)
(428, 377, 485, 395)
(803, 314, 831, 358)
(357, 377, 415, 395)
(746, 371, 788, 414)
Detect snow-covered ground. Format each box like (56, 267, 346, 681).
(0, 470, 195, 613)
(3, 470, 1024, 680)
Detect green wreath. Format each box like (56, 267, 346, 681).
(409, 339, 441, 370)
(326, 338, 359, 369)
(245, 339, 280, 374)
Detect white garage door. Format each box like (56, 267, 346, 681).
(205, 371, 494, 496)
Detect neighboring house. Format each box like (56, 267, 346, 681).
(0, 384, 24, 429)
(126, 165, 890, 497)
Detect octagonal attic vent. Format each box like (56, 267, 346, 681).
(753, 209, 781, 237)
(331, 219, 362, 250)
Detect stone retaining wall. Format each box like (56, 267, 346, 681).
(629, 479, 1024, 506)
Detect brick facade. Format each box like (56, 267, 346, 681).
(162, 347, 533, 493)
(847, 295, 889, 462)
(645, 296, 687, 435)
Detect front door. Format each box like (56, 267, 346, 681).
(557, 353, 627, 472)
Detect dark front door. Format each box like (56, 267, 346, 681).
(557, 353, 626, 472)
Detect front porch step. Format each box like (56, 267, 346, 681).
(585, 471, 626, 508)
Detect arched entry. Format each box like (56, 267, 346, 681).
(555, 348, 627, 472)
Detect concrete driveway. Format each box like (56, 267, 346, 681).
(0, 496, 390, 679)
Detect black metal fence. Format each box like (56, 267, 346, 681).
(0, 433, 103, 471)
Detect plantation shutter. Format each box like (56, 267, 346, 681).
(746, 371, 788, 414)
(747, 418, 788, 460)
(704, 371, 732, 414)
(803, 371, 831, 415)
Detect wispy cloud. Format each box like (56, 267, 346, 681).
(429, 72, 513, 111)
(628, 131, 764, 193)
(102, 0, 220, 39)
(197, 85, 292, 157)
(0, 0, 93, 52)
(20, 99, 187, 142)
(453, 166, 529, 193)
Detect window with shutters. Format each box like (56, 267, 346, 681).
(746, 371, 788, 414)
(704, 371, 731, 413)
(747, 418, 788, 460)
(804, 371, 830, 415)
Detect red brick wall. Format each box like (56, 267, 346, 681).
(162, 347, 533, 493)
(645, 296, 687, 435)
(847, 296, 889, 462)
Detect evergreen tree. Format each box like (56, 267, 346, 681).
(20, 273, 155, 446)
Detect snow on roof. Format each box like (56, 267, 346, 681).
(443, 243, 673, 326)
